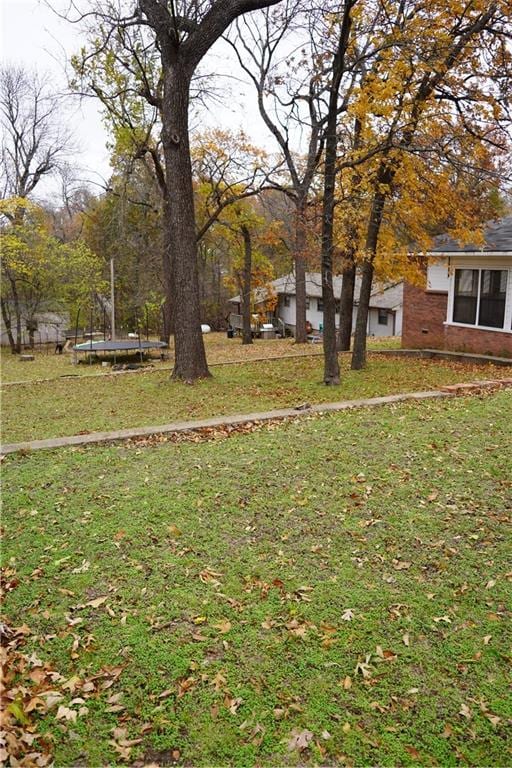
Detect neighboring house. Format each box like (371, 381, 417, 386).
(229, 272, 403, 338)
(0, 309, 69, 347)
(402, 216, 512, 357)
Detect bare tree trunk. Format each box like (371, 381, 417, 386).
(241, 224, 253, 345)
(337, 257, 356, 351)
(162, 67, 210, 381)
(7, 273, 22, 354)
(1, 297, 16, 353)
(294, 198, 307, 344)
(351, 189, 386, 370)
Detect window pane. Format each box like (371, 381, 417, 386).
(453, 269, 478, 324)
(478, 270, 507, 328)
(378, 309, 388, 325)
(317, 299, 324, 312)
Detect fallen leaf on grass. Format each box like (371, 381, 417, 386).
(199, 568, 222, 587)
(355, 655, 373, 679)
(459, 703, 472, 720)
(177, 677, 197, 698)
(225, 696, 243, 715)
(71, 560, 90, 574)
(56, 705, 77, 722)
(287, 728, 313, 752)
(86, 596, 107, 608)
(286, 619, 308, 638)
(213, 619, 232, 634)
(486, 713, 501, 727)
(375, 646, 397, 660)
(211, 671, 226, 692)
(7, 700, 30, 726)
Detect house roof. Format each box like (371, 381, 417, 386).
(230, 272, 403, 310)
(430, 215, 512, 254)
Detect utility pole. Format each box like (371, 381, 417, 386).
(110, 257, 116, 340)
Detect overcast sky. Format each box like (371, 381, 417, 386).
(0, 0, 272, 200)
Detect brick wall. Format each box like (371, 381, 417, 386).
(445, 325, 512, 358)
(402, 282, 447, 349)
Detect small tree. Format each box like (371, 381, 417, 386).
(222, 202, 279, 344)
(1, 198, 105, 351)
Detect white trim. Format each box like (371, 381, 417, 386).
(444, 321, 512, 334)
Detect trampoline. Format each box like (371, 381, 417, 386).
(72, 339, 168, 364)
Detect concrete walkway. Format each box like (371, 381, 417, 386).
(2, 378, 510, 456)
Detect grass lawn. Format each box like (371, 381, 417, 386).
(1, 353, 509, 444)
(2, 391, 511, 766)
(0, 334, 401, 384)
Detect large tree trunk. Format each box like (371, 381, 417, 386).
(241, 224, 253, 345)
(337, 256, 356, 351)
(162, 67, 210, 381)
(320, 111, 340, 384)
(351, 188, 386, 370)
(320, 1, 355, 384)
(351, 259, 374, 369)
(1, 296, 16, 353)
(294, 198, 308, 344)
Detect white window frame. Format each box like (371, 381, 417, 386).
(446, 265, 512, 334)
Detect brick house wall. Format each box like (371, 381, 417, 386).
(402, 282, 447, 349)
(402, 281, 512, 357)
(444, 325, 512, 357)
